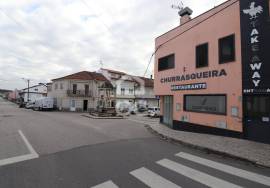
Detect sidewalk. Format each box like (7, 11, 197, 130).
(127, 115, 270, 168)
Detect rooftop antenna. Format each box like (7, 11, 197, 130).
(98, 59, 103, 69)
(171, 1, 184, 12)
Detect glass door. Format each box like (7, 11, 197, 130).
(243, 95, 270, 143)
(244, 95, 270, 123)
(163, 96, 173, 128)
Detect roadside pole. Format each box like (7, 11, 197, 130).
(27, 79, 30, 102)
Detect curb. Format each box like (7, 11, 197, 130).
(144, 124, 270, 169)
(81, 114, 124, 119)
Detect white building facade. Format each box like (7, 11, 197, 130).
(98, 68, 159, 110)
(19, 84, 47, 103)
(48, 71, 114, 112)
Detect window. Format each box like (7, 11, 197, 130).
(158, 54, 175, 71)
(72, 84, 77, 94)
(60, 83, 63, 90)
(184, 95, 227, 115)
(129, 88, 134, 95)
(85, 85, 89, 95)
(54, 83, 58, 90)
(47, 85, 52, 92)
(196, 43, 208, 68)
(219, 34, 235, 64)
(121, 88, 125, 95)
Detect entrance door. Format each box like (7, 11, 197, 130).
(163, 96, 173, 128)
(70, 99, 76, 112)
(83, 100, 88, 111)
(243, 95, 270, 143)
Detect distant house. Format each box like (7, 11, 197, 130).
(0, 89, 12, 99)
(8, 89, 20, 102)
(19, 84, 47, 103)
(132, 76, 158, 108)
(98, 68, 159, 110)
(48, 71, 115, 112)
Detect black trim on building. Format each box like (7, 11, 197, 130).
(243, 121, 270, 144)
(159, 118, 243, 138)
(160, 116, 163, 123)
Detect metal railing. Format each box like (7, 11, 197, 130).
(67, 90, 93, 97)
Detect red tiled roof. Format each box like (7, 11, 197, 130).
(131, 76, 154, 87)
(101, 68, 126, 75)
(52, 71, 108, 82)
(138, 77, 154, 87)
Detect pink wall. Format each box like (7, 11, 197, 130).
(154, 1, 243, 132)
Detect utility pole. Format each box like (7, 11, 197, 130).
(27, 79, 30, 102)
(22, 78, 31, 102)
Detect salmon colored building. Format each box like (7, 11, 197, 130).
(154, 0, 270, 143)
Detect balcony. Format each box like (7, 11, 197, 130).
(67, 90, 93, 97)
(135, 94, 156, 99)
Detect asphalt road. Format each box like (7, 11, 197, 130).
(0, 98, 270, 188)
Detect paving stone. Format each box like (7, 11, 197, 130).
(127, 115, 270, 168)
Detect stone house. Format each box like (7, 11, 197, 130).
(48, 71, 114, 112)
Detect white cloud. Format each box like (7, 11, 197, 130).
(0, 0, 226, 90)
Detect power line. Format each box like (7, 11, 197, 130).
(79, 0, 115, 36)
(143, 45, 162, 77)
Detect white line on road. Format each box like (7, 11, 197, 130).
(91, 180, 119, 188)
(176, 152, 270, 186)
(157, 159, 243, 188)
(0, 130, 38, 167)
(130, 167, 182, 188)
(18, 130, 38, 157)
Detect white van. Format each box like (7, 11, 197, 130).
(148, 107, 160, 117)
(33, 97, 54, 111)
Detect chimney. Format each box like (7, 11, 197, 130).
(179, 7, 193, 25)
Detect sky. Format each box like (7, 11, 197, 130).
(0, 0, 226, 90)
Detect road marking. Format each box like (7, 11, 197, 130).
(0, 130, 38, 167)
(176, 152, 270, 186)
(18, 130, 38, 157)
(91, 180, 119, 188)
(130, 167, 181, 188)
(157, 159, 243, 188)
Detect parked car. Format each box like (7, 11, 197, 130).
(138, 106, 147, 112)
(129, 105, 136, 115)
(25, 101, 35, 109)
(33, 97, 54, 111)
(148, 107, 160, 117)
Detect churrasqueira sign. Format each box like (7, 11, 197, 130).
(160, 69, 227, 83)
